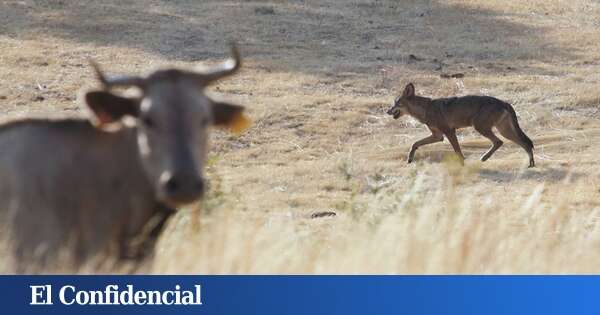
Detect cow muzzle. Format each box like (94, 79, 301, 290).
(159, 171, 205, 206)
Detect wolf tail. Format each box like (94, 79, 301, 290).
(503, 103, 534, 149)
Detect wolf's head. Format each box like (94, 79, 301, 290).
(386, 83, 415, 119)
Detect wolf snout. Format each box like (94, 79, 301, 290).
(386, 107, 401, 119)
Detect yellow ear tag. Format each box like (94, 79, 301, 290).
(228, 112, 251, 135)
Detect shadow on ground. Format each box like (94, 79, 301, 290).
(0, 0, 574, 75)
(478, 167, 583, 183)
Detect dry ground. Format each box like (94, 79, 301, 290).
(2, 0, 600, 273)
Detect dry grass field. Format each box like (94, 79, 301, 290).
(2, 0, 600, 273)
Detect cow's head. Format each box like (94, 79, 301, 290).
(85, 44, 248, 206)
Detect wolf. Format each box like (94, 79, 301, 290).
(386, 83, 534, 167)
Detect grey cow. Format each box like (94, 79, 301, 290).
(0, 45, 248, 270)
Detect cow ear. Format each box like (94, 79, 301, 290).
(403, 83, 415, 98)
(210, 101, 250, 134)
(85, 91, 139, 126)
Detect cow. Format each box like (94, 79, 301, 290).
(0, 44, 249, 271)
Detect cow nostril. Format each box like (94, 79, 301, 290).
(165, 176, 180, 194)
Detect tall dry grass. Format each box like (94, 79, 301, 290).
(149, 161, 599, 274)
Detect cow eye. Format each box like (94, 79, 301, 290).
(142, 116, 155, 128)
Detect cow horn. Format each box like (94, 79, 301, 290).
(194, 43, 241, 85)
(90, 61, 145, 89)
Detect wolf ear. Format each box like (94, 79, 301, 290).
(403, 83, 415, 98)
(85, 90, 140, 126)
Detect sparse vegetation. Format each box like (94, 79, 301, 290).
(2, 0, 600, 273)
